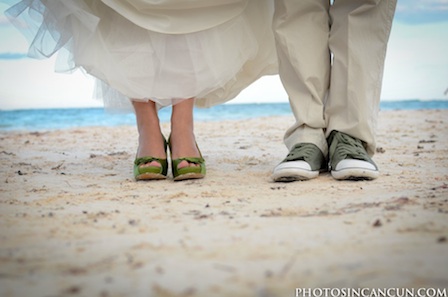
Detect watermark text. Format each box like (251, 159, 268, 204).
(295, 288, 447, 297)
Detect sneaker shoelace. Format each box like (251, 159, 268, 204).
(332, 132, 369, 161)
(284, 143, 319, 162)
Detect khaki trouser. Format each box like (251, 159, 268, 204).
(273, 0, 397, 156)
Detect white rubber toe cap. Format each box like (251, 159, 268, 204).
(272, 161, 318, 181)
(335, 159, 376, 171)
(332, 159, 379, 180)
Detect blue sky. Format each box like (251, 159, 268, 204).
(0, 1, 447, 110)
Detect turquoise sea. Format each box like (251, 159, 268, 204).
(1, 100, 447, 131)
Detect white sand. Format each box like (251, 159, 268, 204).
(1, 109, 447, 297)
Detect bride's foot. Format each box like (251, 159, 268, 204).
(133, 101, 168, 180)
(168, 131, 205, 181)
(169, 99, 205, 180)
(136, 132, 167, 168)
(169, 130, 201, 169)
(134, 131, 168, 180)
(170, 99, 201, 169)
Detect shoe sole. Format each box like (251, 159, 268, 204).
(331, 168, 379, 180)
(173, 172, 205, 181)
(271, 168, 319, 182)
(135, 173, 167, 181)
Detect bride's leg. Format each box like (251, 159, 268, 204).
(133, 100, 166, 167)
(170, 98, 201, 169)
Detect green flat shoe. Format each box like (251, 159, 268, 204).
(168, 136, 206, 181)
(134, 137, 168, 181)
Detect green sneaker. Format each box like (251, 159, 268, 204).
(272, 143, 327, 182)
(328, 131, 379, 180)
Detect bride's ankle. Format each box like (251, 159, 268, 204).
(169, 135, 199, 160)
(137, 132, 167, 159)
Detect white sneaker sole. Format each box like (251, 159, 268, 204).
(331, 159, 379, 180)
(271, 161, 319, 182)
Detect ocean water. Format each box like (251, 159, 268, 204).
(0, 100, 447, 131)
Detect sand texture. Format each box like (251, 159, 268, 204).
(1, 109, 447, 297)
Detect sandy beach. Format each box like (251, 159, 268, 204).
(1, 109, 447, 297)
